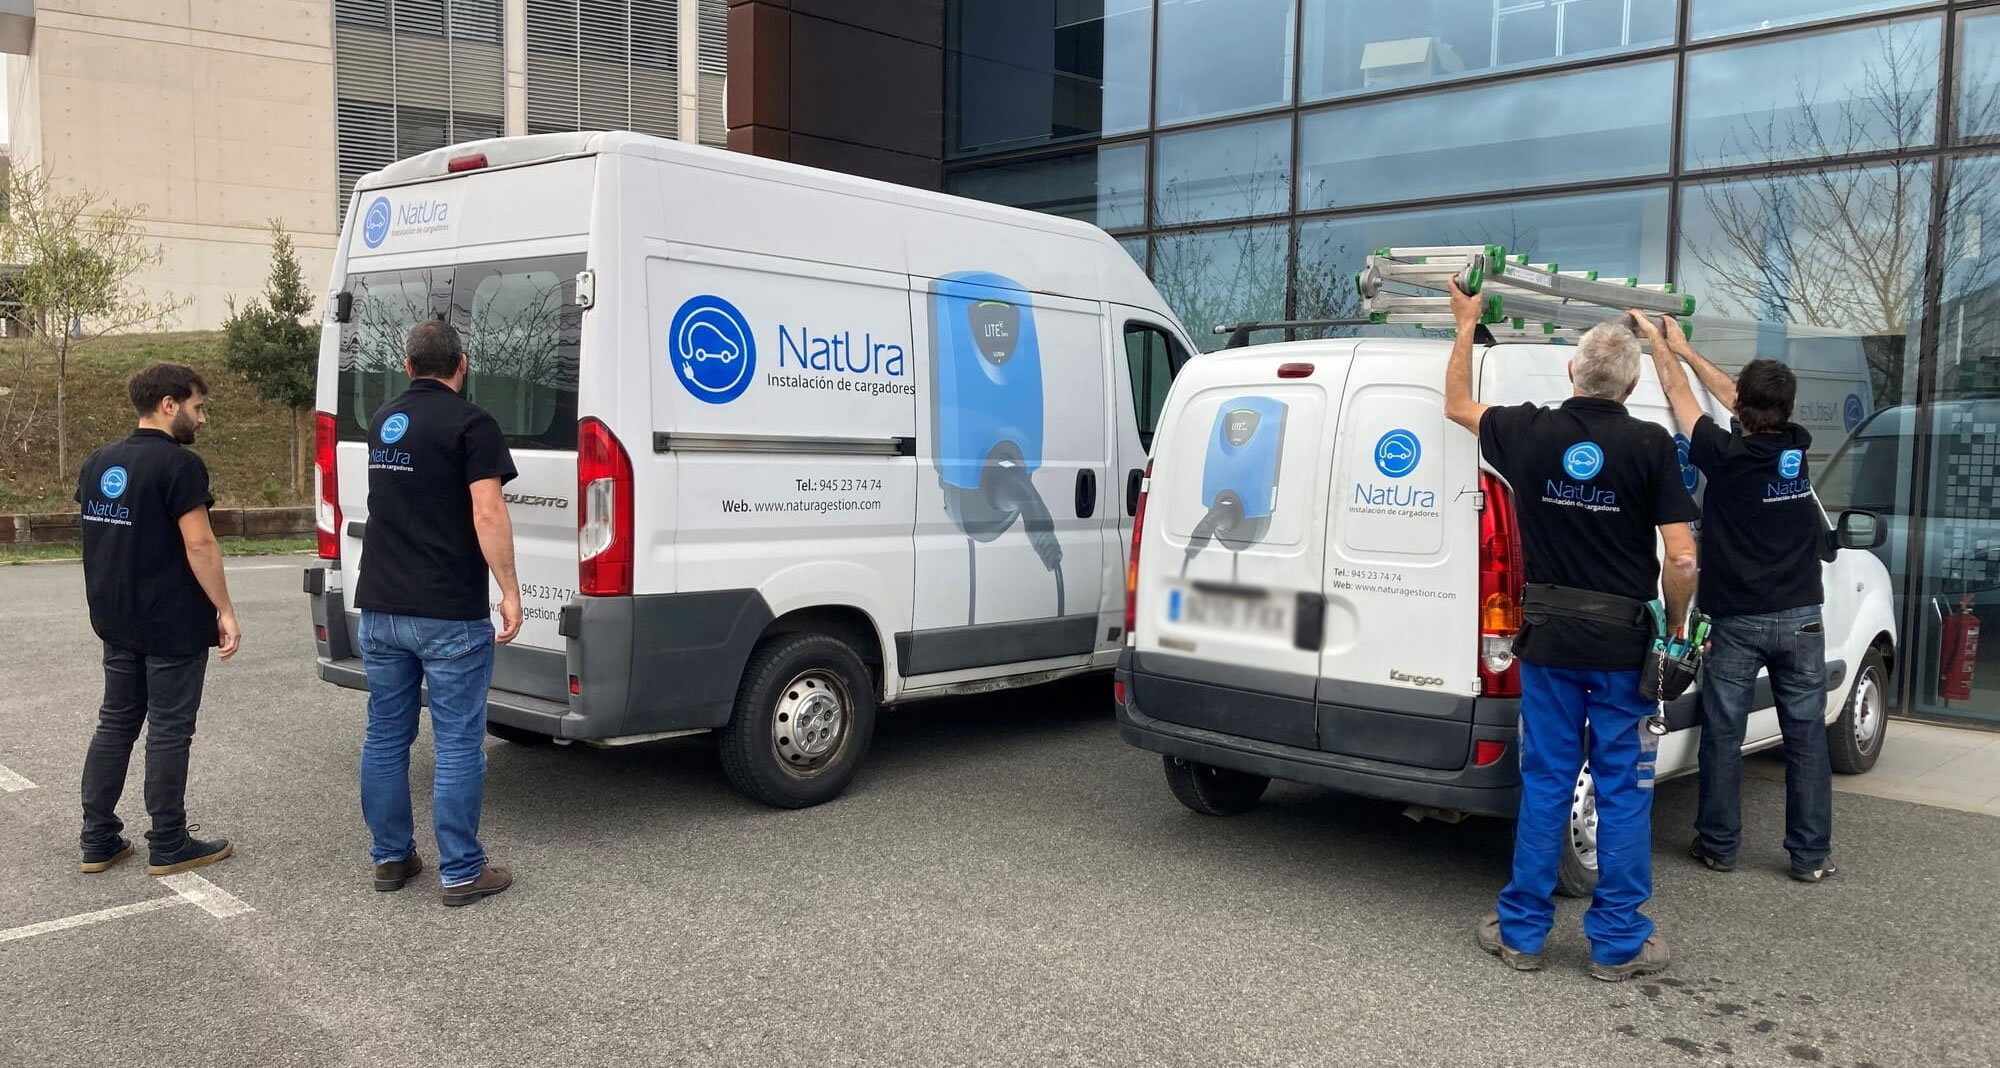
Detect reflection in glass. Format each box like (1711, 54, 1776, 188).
(1682, 17, 1939, 171)
(947, 144, 1148, 231)
(1155, 0, 1296, 125)
(1300, 0, 1677, 101)
(1151, 225, 1292, 351)
(947, 0, 1153, 156)
(1690, 0, 1937, 41)
(1154, 118, 1293, 227)
(1298, 59, 1672, 209)
(1293, 188, 1668, 332)
(1960, 11, 2000, 142)
(1119, 236, 1149, 269)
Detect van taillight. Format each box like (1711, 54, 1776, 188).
(315, 411, 340, 560)
(1125, 460, 1152, 636)
(447, 153, 489, 173)
(577, 417, 634, 597)
(1478, 471, 1524, 698)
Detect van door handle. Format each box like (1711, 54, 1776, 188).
(1126, 468, 1144, 516)
(1075, 469, 1097, 519)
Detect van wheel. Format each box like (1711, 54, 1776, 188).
(1831, 648, 1889, 775)
(719, 633, 877, 809)
(486, 722, 553, 747)
(1557, 768, 1600, 899)
(1162, 756, 1269, 816)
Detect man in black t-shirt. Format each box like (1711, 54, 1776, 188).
(74, 363, 241, 876)
(1638, 314, 1839, 884)
(354, 320, 522, 907)
(1445, 282, 1699, 983)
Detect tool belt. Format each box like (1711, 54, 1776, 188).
(1520, 584, 1651, 632)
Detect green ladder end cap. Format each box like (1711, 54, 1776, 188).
(1682, 295, 1698, 317)
(1368, 311, 1388, 325)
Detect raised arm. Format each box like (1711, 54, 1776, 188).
(1630, 312, 1708, 435)
(1444, 279, 1489, 434)
(1662, 316, 1736, 414)
(471, 477, 523, 645)
(177, 507, 241, 660)
(1659, 522, 1698, 636)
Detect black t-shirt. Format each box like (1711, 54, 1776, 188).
(353, 379, 517, 621)
(1480, 398, 1700, 670)
(74, 430, 220, 657)
(1687, 415, 1824, 618)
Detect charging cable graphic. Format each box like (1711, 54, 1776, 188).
(1180, 397, 1288, 580)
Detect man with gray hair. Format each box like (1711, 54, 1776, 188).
(1443, 281, 1699, 981)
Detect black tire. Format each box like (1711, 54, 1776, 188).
(1831, 647, 1889, 775)
(1161, 755, 1270, 816)
(1557, 767, 1600, 899)
(719, 633, 877, 809)
(486, 721, 554, 747)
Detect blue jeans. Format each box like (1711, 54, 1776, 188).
(1695, 606, 1831, 869)
(1500, 664, 1658, 966)
(358, 611, 495, 887)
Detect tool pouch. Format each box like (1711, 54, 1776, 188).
(1640, 641, 1701, 703)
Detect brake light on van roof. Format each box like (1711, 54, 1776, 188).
(1478, 471, 1524, 698)
(577, 418, 634, 597)
(1277, 363, 1315, 379)
(314, 411, 340, 561)
(447, 152, 489, 173)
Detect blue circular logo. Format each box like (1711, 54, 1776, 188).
(1563, 442, 1605, 481)
(99, 466, 129, 500)
(669, 295, 756, 405)
(1674, 433, 1699, 494)
(361, 197, 392, 249)
(1374, 430, 1421, 479)
(1843, 393, 1865, 433)
(1779, 449, 1804, 479)
(379, 412, 410, 444)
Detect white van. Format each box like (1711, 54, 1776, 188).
(1116, 334, 1899, 894)
(303, 131, 1200, 808)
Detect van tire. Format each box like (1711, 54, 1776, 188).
(486, 722, 553, 747)
(1162, 756, 1269, 816)
(1557, 768, 1599, 899)
(719, 633, 877, 809)
(1831, 648, 1889, 775)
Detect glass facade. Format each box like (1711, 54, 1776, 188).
(945, 0, 2000, 728)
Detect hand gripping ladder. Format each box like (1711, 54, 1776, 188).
(1355, 245, 1698, 341)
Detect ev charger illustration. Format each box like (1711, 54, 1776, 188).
(928, 271, 1064, 625)
(1184, 396, 1288, 575)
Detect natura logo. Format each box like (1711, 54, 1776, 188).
(1843, 394, 1865, 433)
(1373, 430, 1421, 479)
(670, 295, 756, 405)
(99, 466, 129, 500)
(379, 412, 410, 445)
(1778, 449, 1804, 480)
(1563, 442, 1605, 482)
(1674, 433, 1700, 494)
(361, 197, 393, 250)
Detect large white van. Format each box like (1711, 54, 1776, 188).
(1116, 333, 1899, 894)
(303, 131, 1200, 808)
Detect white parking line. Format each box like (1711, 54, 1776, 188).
(0, 898, 183, 944)
(0, 764, 37, 792)
(0, 874, 253, 945)
(159, 873, 255, 918)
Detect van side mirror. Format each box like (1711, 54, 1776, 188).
(1837, 510, 1886, 550)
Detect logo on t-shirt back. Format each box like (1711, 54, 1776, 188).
(1767, 448, 1812, 502)
(1778, 449, 1804, 479)
(99, 466, 129, 499)
(1544, 441, 1619, 512)
(370, 413, 415, 473)
(83, 465, 134, 525)
(380, 412, 410, 444)
(1563, 442, 1604, 481)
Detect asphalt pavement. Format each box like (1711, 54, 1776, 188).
(2, 558, 1996, 1068)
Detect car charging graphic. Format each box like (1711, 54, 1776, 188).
(361, 197, 392, 250)
(1373, 428, 1420, 479)
(669, 295, 756, 405)
(928, 271, 1063, 624)
(1563, 441, 1605, 481)
(379, 412, 410, 444)
(99, 466, 129, 500)
(1184, 397, 1288, 577)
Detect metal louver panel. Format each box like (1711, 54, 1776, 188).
(697, 0, 726, 146)
(525, 0, 680, 140)
(630, 0, 679, 139)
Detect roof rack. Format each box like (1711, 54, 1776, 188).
(1355, 244, 1697, 339)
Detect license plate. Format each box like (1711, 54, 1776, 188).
(1166, 587, 1291, 637)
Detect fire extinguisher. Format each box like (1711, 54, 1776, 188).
(1940, 592, 1981, 702)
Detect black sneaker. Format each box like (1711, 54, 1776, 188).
(146, 827, 233, 876)
(1689, 837, 1736, 873)
(80, 837, 135, 874)
(1790, 861, 1839, 883)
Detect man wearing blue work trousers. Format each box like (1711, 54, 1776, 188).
(1444, 281, 1699, 981)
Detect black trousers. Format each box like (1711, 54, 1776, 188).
(80, 644, 207, 850)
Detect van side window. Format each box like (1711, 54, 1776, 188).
(1124, 323, 1189, 449)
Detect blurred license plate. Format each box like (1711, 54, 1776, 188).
(1166, 587, 1290, 636)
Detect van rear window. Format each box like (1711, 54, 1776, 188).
(336, 254, 585, 451)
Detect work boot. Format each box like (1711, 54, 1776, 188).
(1589, 934, 1672, 982)
(1790, 861, 1839, 884)
(373, 854, 425, 892)
(441, 864, 512, 908)
(80, 836, 135, 874)
(146, 827, 233, 876)
(1688, 836, 1736, 873)
(1476, 911, 1542, 971)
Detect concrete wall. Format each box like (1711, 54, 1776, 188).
(11, 1, 338, 330)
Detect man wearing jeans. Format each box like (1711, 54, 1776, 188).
(355, 320, 524, 907)
(1638, 314, 1839, 883)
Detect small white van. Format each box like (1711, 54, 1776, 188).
(303, 131, 1201, 808)
(1116, 334, 1899, 894)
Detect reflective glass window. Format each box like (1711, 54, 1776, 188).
(1683, 17, 1940, 171)
(948, 0, 1154, 156)
(1690, 0, 1937, 41)
(1156, 0, 1297, 126)
(947, 143, 1148, 231)
(1151, 225, 1293, 351)
(1300, 0, 1677, 102)
(1154, 118, 1294, 227)
(1298, 59, 1672, 210)
(1960, 11, 2000, 142)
